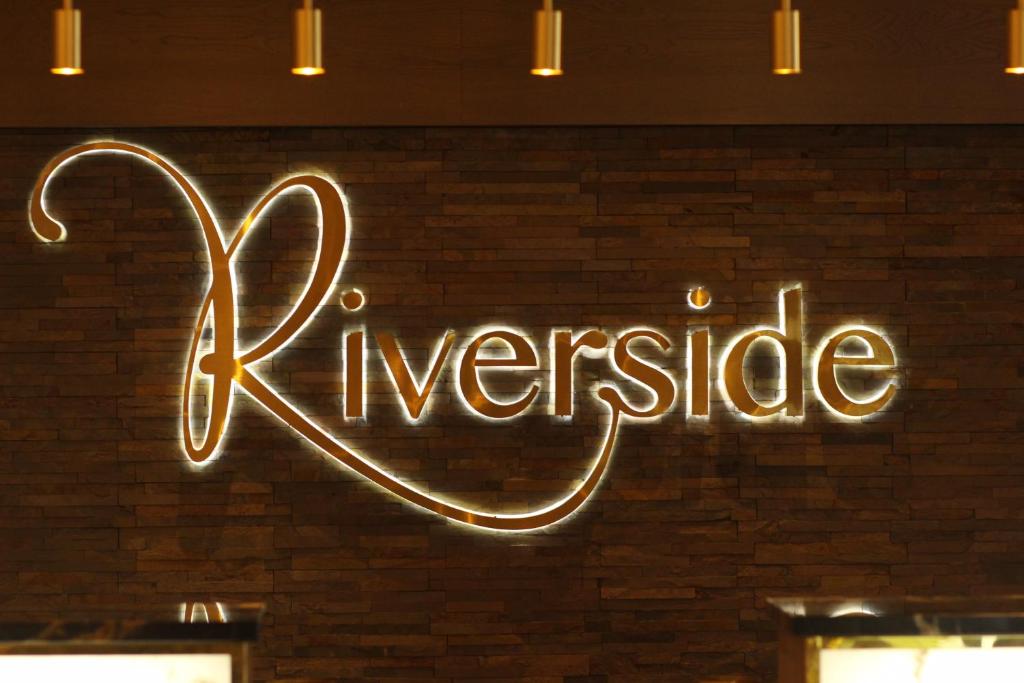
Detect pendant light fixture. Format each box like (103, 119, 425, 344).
(52, 0, 83, 76)
(292, 0, 324, 76)
(532, 0, 563, 77)
(772, 0, 801, 75)
(1008, 0, 1024, 74)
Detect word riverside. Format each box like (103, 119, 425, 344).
(30, 142, 898, 532)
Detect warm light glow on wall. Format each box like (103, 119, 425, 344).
(1008, 0, 1024, 74)
(293, 0, 324, 76)
(52, 0, 83, 76)
(772, 0, 801, 75)
(532, 0, 563, 77)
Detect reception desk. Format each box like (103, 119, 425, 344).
(771, 597, 1024, 683)
(0, 603, 262, 683)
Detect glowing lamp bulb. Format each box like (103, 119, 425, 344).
(293, 0, 324, 76)
(52, 0, 83, 76)
(532, 0, 563, 76)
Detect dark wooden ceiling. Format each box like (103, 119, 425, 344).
(1, 0, 1023, 126)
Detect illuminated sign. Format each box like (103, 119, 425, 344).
(30, 142, 899, 532)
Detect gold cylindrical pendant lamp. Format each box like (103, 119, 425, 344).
(532, 0, 563, 77)
(772, 0, 801, 75)
(52, 0, 83, 76)
(292, 0, 324, 76)
(1008, 1, 1024, 74)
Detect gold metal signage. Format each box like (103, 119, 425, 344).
(30, 142, 899, 532)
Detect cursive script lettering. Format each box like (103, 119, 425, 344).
(30, 142, 899, 532)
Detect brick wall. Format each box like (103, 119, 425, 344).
(1, 126, 1022, 682)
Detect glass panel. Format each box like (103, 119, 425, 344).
(0, 654, 231, 683)
(820, 647, 1024, 683)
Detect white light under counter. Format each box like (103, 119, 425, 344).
(820, 647, 1024, 683)
(770, 596, 1024, 683)
(0, 653, 231, 683)
(0, 602, 262, 683)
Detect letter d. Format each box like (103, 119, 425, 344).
(721, 287, 803, 418)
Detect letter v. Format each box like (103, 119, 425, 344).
(376, 332, 457, 420)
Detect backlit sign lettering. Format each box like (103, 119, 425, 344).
(29, 142, 899, 531)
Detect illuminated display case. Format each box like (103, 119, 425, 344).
(771, 597, 1024, 683)
(0, 602, 262, 683)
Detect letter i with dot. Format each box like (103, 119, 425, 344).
(341, 289, 366, 419)
(687, 286, 711, 419)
